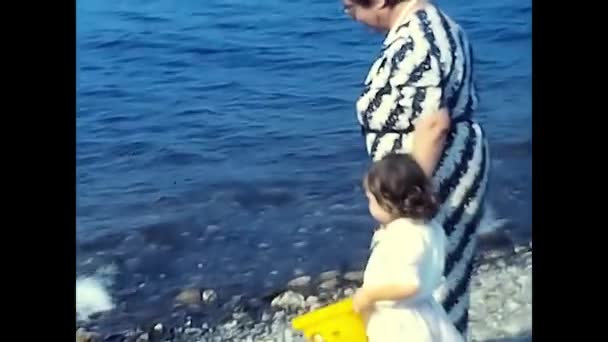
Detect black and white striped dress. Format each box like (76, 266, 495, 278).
(357, 3, 490, 338)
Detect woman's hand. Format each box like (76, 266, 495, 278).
(412, 108, 451, 178)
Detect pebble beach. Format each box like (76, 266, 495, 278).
(76, 243, 532, 342)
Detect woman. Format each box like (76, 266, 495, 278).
(343, 0, 490, 338)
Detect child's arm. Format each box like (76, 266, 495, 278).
(363, 282, 419, 302)
(353, 228, 427, 313)
(353, 282, 419, 312)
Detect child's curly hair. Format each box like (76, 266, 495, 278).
(363, 153, 439, 221)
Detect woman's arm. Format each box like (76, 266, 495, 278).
(380, 36, 451, 178)
(411, 107, 451, 178)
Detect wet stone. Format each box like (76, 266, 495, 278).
(318, 278, 339, 291)
(175, 288, 202, 305)
(288, 275, 311, 288)
(293, 241, 308, 248)
(305, 296, 319, 307)
(271, 291, 305, 311)
(318, 270, 340, 282)
(261, 311, 272, 322)
(76, 328, 102, 342)
(344, 271, 364, 283)
(202, 289, 218, 303)
(135, 334, 149, 342)
(184, 327, 203, 337)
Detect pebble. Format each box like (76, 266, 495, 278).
(225, 320, 238, 330)
(288, 276, 311, 288)
(318, 270, 340, 282)
(175, 288, 202, 305)
(293, 241, 307, 248)
(202, 289, 218, 303)
(76, 328, 101, 342)
(271, 291, 305, 311)
(505, 298, 519, 311)
(318, 278, 339, 291)
(135, 333, 149, 342)
(305, 295, 319, 306)
(287, 276, 312, 296)
(84, 246, 531, 342)
(343, 271, 363, 283)
(185, 327, 203, 336)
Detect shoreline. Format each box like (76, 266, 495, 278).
(77, 243, 531, 342)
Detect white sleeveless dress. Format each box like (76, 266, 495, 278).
(363, 218, 464, 342)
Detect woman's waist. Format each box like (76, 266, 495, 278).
(360, 116, 476, 136)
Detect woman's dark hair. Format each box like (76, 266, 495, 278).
(364, 153, 438, 221)
(351, 0, 407, 8)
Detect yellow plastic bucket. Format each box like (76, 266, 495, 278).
(291, 298, 368, 342)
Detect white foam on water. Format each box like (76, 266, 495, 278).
(76, 264, 117, 320)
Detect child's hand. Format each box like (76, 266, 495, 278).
(352, 288, 374, 313)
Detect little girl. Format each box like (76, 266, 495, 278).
(353, 153, 464, 342)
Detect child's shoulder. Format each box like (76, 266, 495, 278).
(384, 218, 427, 239)
(385, 218, 444, 243)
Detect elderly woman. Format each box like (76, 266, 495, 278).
(343, 0, 490, 338)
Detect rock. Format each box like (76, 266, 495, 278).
(293, 241, 307, 248)
(318, 291, 333, 302)
(318, 270, 340, 282)
(305, 296, 319, 307)
(223, 295, 244, 311)
(288, 275, 311, 288)
(202, 289, 218, 303)
(135, 334, 149, 342)
(175, 288, 202, 305)
(273, 310, 287, 321)
(184, 328, 203, 337)
(271, 291, 305, 311)
(76, 328, 101, 342)
(318, 278, 339, 291)
(224, 320, 238, 330)
(287, 276, 312, 295)
(505, 298, 520, 312)
(343, 288, 355, 297)
(344, 271, 363, 283)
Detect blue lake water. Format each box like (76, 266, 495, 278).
(76, 0, 531, 331)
